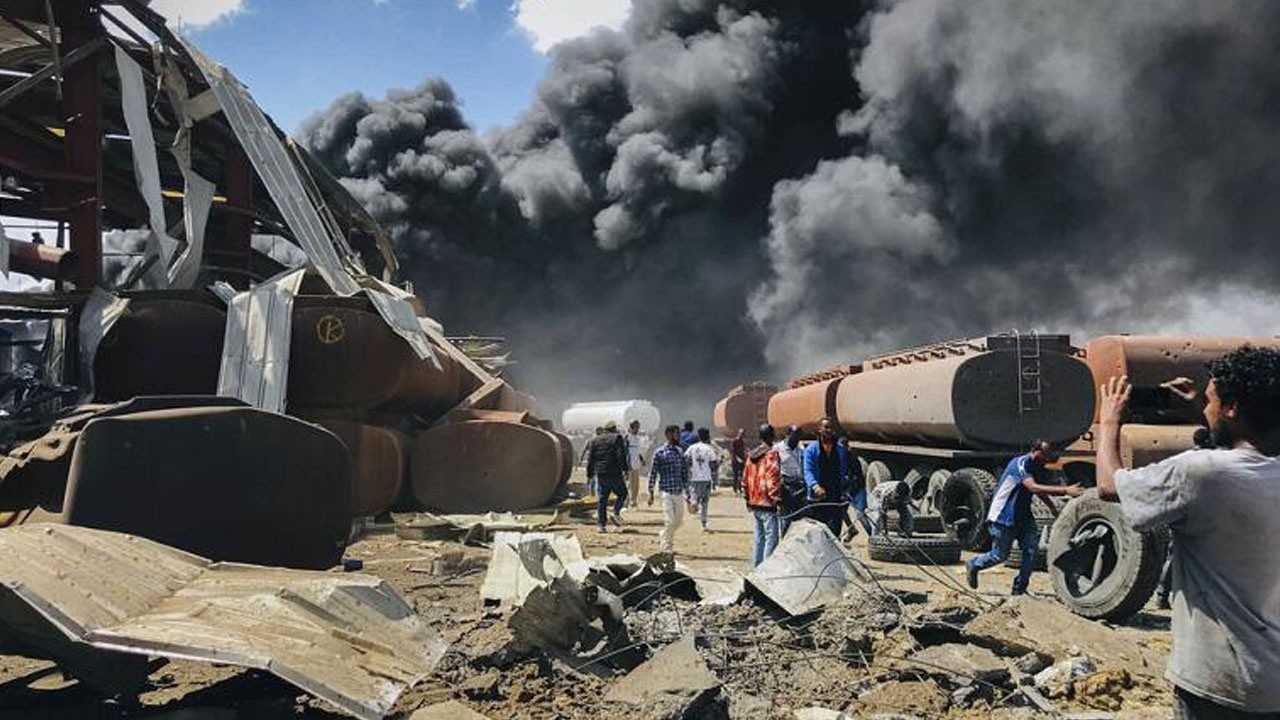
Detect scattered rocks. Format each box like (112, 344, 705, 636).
(1034, 656, 1096, 695)
(1013, 650, 1054, 676)
(410, 700, 493, 720)
(910, 643, 1009, 684)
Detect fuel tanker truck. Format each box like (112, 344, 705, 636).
(769, 333, 1096, 553)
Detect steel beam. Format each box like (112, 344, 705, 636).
(58, 1, 103, 289)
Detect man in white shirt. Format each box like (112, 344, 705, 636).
(684, 427, 719, 531)
(1097, 346, 1280, 718)
(624, 420, 648, 509)
(773, 425, 805, 536)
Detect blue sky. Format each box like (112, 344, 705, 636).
(182, 0, 543, 135)
(169, 0, 631, 135)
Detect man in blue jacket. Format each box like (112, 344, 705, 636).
(803, 418, 850, 535)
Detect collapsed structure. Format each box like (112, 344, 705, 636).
(0, 0, 569, 565)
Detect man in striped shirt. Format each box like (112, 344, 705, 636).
(649, 425, 690, 553)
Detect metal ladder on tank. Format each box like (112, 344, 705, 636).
(1015, 330, 1042, 413)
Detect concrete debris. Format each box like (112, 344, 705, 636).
(793, 709, 853, 720)
(410, 701, 494, 720)
(1013, 650, 1055, 676)
(910, 643, 1009, 684)
(0, 524, 446, 720)
(507, 574, 630, 662)
(746, 519, 881, 615)
(962, 597, 1163, 677)
(1035, 656, 1097, 691)
(604, 635, 722, 719)
(395, 511, 545, 543)
(479, 531, 584, 604)
(856, 680, 950, 717)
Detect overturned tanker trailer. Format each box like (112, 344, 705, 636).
(769, 334, 1096, 551)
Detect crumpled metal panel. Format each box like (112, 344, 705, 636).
(178, 39, 360, 296)
(217, 269, 305, 413)
(76, 288, 130, 401)
(0, 523, 445, 720)
(745, 519, 877, 616)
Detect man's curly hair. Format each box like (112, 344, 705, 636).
(1208, 346, 1280, 434)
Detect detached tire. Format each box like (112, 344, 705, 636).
(865, 460, 894, 494)
(939, 467, 999, 551)
(868, 534, 962, 565)
(1048, 489, 1168, 621)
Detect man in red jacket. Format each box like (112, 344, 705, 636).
(743, 424, 783, 566)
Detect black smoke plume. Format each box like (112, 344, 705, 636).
(300, 0, 1280, 426)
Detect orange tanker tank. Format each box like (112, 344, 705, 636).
(713, 382, 778, 442)
(1084, 335, 1280, 424)
(766, 377, 844, 434)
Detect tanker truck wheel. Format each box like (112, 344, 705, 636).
(1047, 490, 1168, 621)
(868, 534, 962, 565)
(939, 467, 998, 551)
(865, 460, 894, 494)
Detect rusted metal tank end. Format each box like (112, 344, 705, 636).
(411, 420, 563, 513)
(62, 406, 353, 570)
(713, 382, 778, 442)
(302, 419, 407, 518)
(767, 378, 842, 434)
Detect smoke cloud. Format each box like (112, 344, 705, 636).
(300, 0, 1280, 426)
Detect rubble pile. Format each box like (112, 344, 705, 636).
(376, 522, 1172, 720)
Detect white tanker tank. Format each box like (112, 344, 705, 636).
(561, 400, 662, 435)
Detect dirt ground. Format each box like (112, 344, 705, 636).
(0, 484, 1176, 720)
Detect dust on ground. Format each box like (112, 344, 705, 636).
(0, 485, 1174, 719)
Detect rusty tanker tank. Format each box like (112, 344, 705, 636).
(713, 382, 778, 443)
(838, 335, 1094, 449)
(1083, 335, 1280, 425)
(766, 372, 849, 434)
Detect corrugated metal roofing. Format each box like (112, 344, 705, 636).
(0, 524, 446, 720)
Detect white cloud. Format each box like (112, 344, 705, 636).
(512, 0, 630, 53)
(148, 0, 245, 30)
(457, 0, 476, 9)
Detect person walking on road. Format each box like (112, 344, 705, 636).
(679, 421, 698, 449)
(624, 420, 648, 509)
(966, 440, 1081, 594)
(774, 425, 805, 537)
(1097, 346, 1280, 719)
(649, 425, 691, 554)
(730, 429, 747, 495)
(802, 418, 851, 536)
(585, 421, 630, 533)
(744, 424, 783, 565)
(685, 427, 719, 531)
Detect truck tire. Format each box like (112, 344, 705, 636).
(921, 469, 951, 516)
(868, 534, 962, 565)
(885, 512, 946, 535)
(1004, 496, 1058, 571)
(1047, 489, 1168, 621)
(865, 460, 894, 494)
(939, 467, 998, 551)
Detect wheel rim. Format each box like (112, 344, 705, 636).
(1056, 516, 1121, 600)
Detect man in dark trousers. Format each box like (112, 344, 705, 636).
(802, 418, 850, 536)
(966, 440, 1081, 594)
(730, 429, 747, 494)
(1097, 347, 1280, 718)
(586, 420, 629, 533)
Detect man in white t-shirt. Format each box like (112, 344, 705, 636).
(1097, 346, 1280, 718)
(624, 420, 648, 509)
(684, 428, 719, 531)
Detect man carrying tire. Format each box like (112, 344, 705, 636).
(966, 441, 1082, 594)
(1097, 346, 1280, 719)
